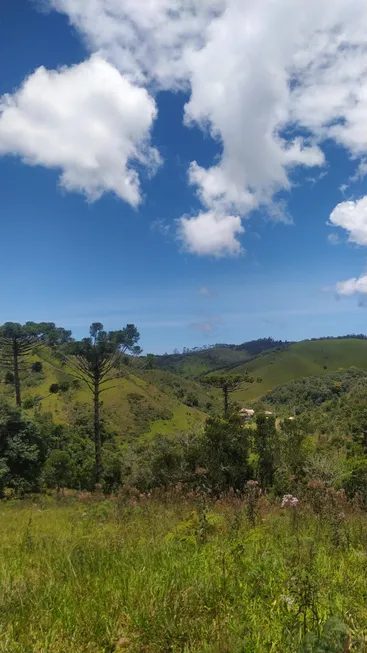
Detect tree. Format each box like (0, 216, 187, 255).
(255, 414, 278, 491)
(0, 397, 45, 495)
(202, 374, 261, 418)
(0, 322, 71, 407)
(203, 415, 250, 493)
(63, 323, 141, 484)
(281, 417, 307, 478)
(145, 354, 156, 370)
(43, 450, 75, 492)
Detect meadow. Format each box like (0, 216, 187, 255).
(1, 491, 367, 653)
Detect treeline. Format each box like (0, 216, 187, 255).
(3, 391, 367, 504)
(164, 337, 290, 358)
(164, 334, 367, 359)
(0, 396, 291, 496)
(306, 334, 367, 342)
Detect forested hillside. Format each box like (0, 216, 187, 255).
(227, 338, 367, 402)
(155, 338, 289, 377)
(0, 346, 218, 443)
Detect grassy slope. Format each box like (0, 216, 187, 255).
(228, 339, 367, 403)
(155, 347, 254, 377)
(0, 352, 211, 439)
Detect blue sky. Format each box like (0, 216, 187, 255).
(1, 0, 367, 353)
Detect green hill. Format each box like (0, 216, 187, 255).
(0, 350, 219, 442)
(226, 338, 367, 403)
(155, 338, 289, 377)
(3, 337, 367, 434)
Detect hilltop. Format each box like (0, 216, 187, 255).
(155, 338, 290, 377)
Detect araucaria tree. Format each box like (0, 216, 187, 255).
(0, 322, 71, 407)
(64, 323, 141, 484)
(203, 373, 261, 418)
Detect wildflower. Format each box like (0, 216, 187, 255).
(281, 494, 299, 508)
(195, 467, 208, 476)
(338, 512, 346, 520)
(247, 480, 259, 487)
(280, 594, 295, 606)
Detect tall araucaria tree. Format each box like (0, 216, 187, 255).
(0, 322, 71, 407)
(202, 373, 261, 419)
(63, 323, 141, 484)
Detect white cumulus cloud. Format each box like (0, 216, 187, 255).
(6, 0, 367, 255)
(329, 197, 367, 246)
(178, 211, 244, 257)
(0, 55, 160, 205)
(336, 275, 367, 296)
(45, 0, 224, 87)
(330, 196, 367, 294)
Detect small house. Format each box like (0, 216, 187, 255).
(239, 408, 255, 421)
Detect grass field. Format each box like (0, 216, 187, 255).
(231, 339, 367, 403)
(1, 494, 367, 652)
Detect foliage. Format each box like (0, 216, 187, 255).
(43, 450, 75, 490)
(203, 414, 251, 492)
(0, 321, 71, 406)
(4, 370, 14, 385)
(255, 413, 278, 490)
(0, 397, 44, 494)
(264, 367, 367, 413)
(128, 431, 204, 491)
(342, 458, 367, 504)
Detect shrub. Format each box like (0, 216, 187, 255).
(342, 458, 367, 504)
(43, 450, 75, 491)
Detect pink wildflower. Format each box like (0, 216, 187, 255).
(281, 494, 299, 508)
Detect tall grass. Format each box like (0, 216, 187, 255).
(0, 493, 366, 652)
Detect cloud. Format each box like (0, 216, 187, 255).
(0, 55, 160, 204)
(150, 219, 171, 237)
(329, 196, 367, 246)
(327, 233, 340, 245)
(339, 184, 349, 196)
(350, 160, 367, 184)
(11, 0, 367, 255)
(46, 0, 224, 87)
(178, 210, 244, 257)
(329, 197, 367, 293)
(198, 286, 216, 297)
(189, 315, 222, 334)
(336, 275, 367, 296)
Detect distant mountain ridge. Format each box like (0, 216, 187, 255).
(155, 335, 367, 380)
